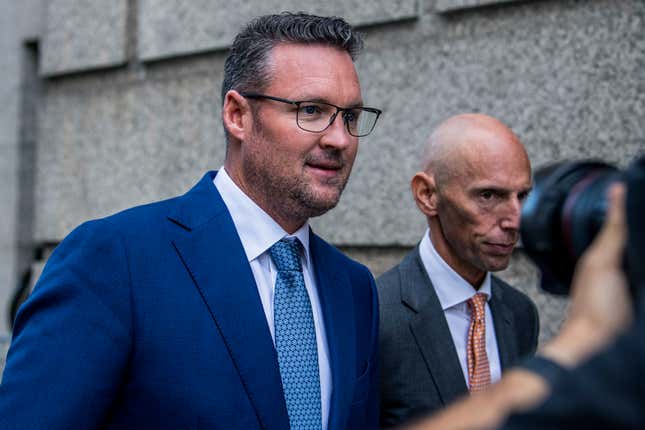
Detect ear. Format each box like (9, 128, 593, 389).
(222, 90, 251, 143)
(411, 171, 439, 217)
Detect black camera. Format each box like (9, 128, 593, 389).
(520, 155, 645, 296)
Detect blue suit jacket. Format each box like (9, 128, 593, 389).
(0, 171, 379, 429)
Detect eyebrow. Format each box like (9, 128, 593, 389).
(299, 96, 365, 109)
(471, 185, 533, 195)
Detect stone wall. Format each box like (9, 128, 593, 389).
(0, 0, 44, 335)
(1, 0, 644, 349)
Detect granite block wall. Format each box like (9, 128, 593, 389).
(138, 0, 418, 61)
(1, 0, 43, 334)
(2, 0, 644, 346)
(32, 0, 645, 245)
(323, 0, 645, 245)
(436, 0, 524, 13)
(0, 1, 21, 335)
(40, 0, 129, 76)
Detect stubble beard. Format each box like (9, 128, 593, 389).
(288, 163, 348, 218)
(244, 124, 351, 226)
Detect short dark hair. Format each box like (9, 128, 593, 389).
(221, 12, 364, 104)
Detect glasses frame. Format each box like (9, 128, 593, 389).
(240, 92, 382, 137)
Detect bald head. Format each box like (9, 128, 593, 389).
(412, 113, 532, 286)
(422, 113, 529, 186)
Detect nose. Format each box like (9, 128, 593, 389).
(319, 112, 355, 149)
(500, 196, 522, 231)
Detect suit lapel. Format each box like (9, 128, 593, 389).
(402, 248, 468, 406)
(169, 172, 289, 430)
(490, 278, 518, 370)
(310, 232, 355, 430)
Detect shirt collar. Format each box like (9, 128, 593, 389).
(213, 168, 311, 268)
(418, 229, 492, 311)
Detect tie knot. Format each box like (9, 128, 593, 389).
(467, 293, 488, 319)
(269, 238, 303, 272)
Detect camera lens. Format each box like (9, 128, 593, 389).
(520, 161, 620, 294)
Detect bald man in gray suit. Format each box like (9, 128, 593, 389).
(378, 114, 539, 428)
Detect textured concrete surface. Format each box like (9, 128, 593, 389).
(0, 2, 20, 334)
(0, 0, 44, 334)
(4, 0, 644, 345)
(138, 0, 418, 60)
(33, 0, 645, 244)
(0, 333, 10, 376)
(35, 57, 226, 240)
(314, 0, 645, 244)
(340, 246, 411, 279)
(435, 0, 523, 13)
(0, 144, 18, 334)
(40, 0, 128, 76)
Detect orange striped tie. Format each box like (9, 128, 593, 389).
(467, 293, 491, 392)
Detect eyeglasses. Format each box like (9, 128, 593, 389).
(240, 92, 382, 137)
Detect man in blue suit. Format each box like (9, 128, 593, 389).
(0, 13, 382, 429)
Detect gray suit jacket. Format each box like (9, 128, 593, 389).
(377, 246, 539, 428)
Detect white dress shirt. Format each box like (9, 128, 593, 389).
(214, 168, 332, 429)
(418, 229, 502, 385)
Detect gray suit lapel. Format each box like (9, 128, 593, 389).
(402, 248, 468, 406)
(490, 278, 518, 370)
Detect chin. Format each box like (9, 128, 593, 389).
(486, 259, 512, 272)
(299, 195, 341, 218)
(308, 199, 340, 216)
(311, 187, 344, 205)
(291, 181, 345, 217)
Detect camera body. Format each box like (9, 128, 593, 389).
(520, 155, 645, 296)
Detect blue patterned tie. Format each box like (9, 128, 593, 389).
(270, 238, 322, 430)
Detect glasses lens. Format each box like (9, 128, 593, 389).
(297, 102, 336, 132)
(296, 103, 380, 137)
(348, 109, 378, 137)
